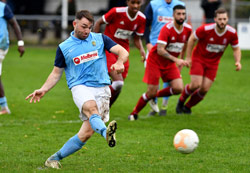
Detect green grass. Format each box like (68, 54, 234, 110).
(0, 46, 249, 172)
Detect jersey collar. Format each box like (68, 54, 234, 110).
(126, 7, 138, 21)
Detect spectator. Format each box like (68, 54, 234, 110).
(201, 0, 222, 23)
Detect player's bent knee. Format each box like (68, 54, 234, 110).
(112, 80, 124, 91)
(173, 86, 183, 94)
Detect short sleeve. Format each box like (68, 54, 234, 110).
(103, 7, 116, 24)
(230, 32, 239, 48)
(54, 46, 66, 68)
(135, 17, 146, 36)
(194, 25, 205, 40)
(157, 25, 169, 45)
(102, 34, 117, 51)
(4, 4, 14, 20)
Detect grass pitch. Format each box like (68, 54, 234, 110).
(0, 46, 249, 172)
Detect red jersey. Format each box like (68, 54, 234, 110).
(193, 23, 239, 64)
(147, 22, 192, 69)
(103, 7, 146, 51)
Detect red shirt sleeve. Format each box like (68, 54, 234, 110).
(157, 24, 169, 44)
(135, 17, 146, 36)
(230, 32, 239, 47)
(194, 25, 206, 40)
(103, 7, 116, 24)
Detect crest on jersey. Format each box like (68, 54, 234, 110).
(133, 24, 137, 30)
(183, 35, 186, 42)
(92, 41, 96, 46)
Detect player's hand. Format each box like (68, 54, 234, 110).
(25, 89, 46, 103)
(175, 59, 189, 68)
(146, 43, 153, 52)
(18, 46, 25, 57)
(140, 49, 146, 63)
(235, 62, 242, 71)
(110, 62, 125, 74)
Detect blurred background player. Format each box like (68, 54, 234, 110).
(176, 8, 241, 114)
(0, 0, 25, 115)
(201, 0, 222, 24)
(129, 5, 191, 121)
(26, 10, 128, 169)
(144, 0, 185, 116)
(94, 0, 146, 107)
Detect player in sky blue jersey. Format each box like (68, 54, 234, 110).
(0, 0, 24, 115)
(144, 0, 185, 117)
(26, 10, 128, 169)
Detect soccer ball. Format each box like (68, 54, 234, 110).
(173, 129, 199, 154)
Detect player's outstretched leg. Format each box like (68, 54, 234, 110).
(45, 134, 86, 169)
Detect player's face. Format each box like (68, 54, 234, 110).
(127, 0, 142, 14)
(174, 9, 186, 25)
(214, 13, 228, 30)
(165, 0, 172, 4)
(73, 17, 93, 40)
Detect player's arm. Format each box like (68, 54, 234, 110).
(102, 34, 128, 73)
(186, 33, 197, 66)
(157, 43, 189, 67)
(232, 46, 242, 71)
(5, 5, 24, 57)
(133, 35, 146, 62)
(93, 17, 105, 33)
(144, 3, 153, 51)
(26, 67, 64, 103)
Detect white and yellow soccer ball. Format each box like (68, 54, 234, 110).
(173, 129, 199, 154)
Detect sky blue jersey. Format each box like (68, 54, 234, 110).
(0, 2, 14, 50)
(55, 32, 117, 89)
(145, 0, 185, 46)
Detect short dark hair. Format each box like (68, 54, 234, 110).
(75, 10, 94, 24)
(214, 8, 228, 17)
(173, 5, 186, 11)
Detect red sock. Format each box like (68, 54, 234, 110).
(156, 87, 173, 97)
(179, 84, 192, 103)
(131, 93, 149, 115)
(185, 89, 205, 108)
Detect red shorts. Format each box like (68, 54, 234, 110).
(190, 57, 219, 81)
(143, 62, 181, 85)
(106, 50, 129, 79)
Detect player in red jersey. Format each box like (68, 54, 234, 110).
(128, 5, 192, 120)
(176, 8, 242, 114)
(94, 0, 146, 107)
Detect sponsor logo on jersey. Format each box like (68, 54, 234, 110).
(206, 44, 226, 53)
(73, 50, 99, 65)
(157, 16, 173, 23)
(166, 42, 184, 53)
(114, 28, 133, 39)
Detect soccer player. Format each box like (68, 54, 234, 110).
(93, 0, 146, 107)
(176, 8, 242, 114)
(144, 0, 185, 116)
(129, 5, 192, 120)
(0, 0, 25, 115)
(26, 10, 128, 169)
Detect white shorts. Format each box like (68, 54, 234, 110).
(0, 49, 8, 75)
(71, 85, 111, 123)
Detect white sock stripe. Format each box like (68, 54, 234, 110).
(197, 90, 204, 98)
(111, 80, 124, 90)
(185, 85, 190, 95)
(142, 93, 148, 101)
(170, 88, 174, 95)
